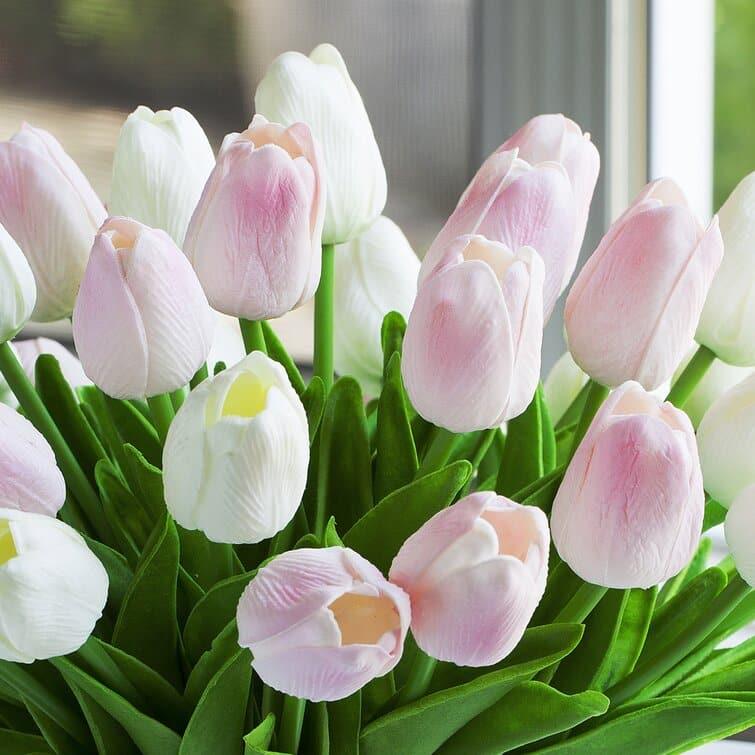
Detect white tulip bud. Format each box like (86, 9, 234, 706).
(543, 351, 588, 424)
(334, 216, 419, 395)
(110, 106, 215, 246)
(725, 484, 755, 587)
(0, 222, 35, 343)
(163, 351, 309, 544)
(0, 509, 108, 662)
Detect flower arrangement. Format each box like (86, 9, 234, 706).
(0, 42, 754, 755)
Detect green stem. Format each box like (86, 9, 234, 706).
(553, 582, 608, 624)
(395, 650, 437, 708)
(665, 344, 716, 408)
(314, 243, 335, 391)
(460, 428, 498, 496)
(190, 363, 208, 389)
(0, 341, 109, 540)
(147, 393, 175, 445)
(568, 379, 609, 458)
(416, 427, 459, 478)
(278, 694, 306, 754)
(239, 319, 267, 355)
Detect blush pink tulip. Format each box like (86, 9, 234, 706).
(402, 235, 544, 432)
(0, 404, 65, 517)
(14, 338, 91, 390)
(389, 493, 549, 667)
(551, 381, 704, 589)
(236, 547, 410, 702)
(0, 124, 106, 321)
(420, 147, 575, 320)
(184, 115, 325, 320)
(565, 178, 723, 390)
(73, 217, 214, 399)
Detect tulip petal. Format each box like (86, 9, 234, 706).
(725, 485, 755, 587)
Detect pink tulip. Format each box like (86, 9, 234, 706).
(565, 178, 723, 390)
(502, 114, 599, 288)
(420, 148, 575, 320)
(551, 381, 704, 589)
(73, 217, 214, 399)
(0, 404, 65, 517)
(0, 124, 106, 321)
(402, 235, 544, 432)
(389, 492, 549, 667)
(184, 115, 325, 320)
(14, 337, 91, 389)
(236, 547, 410, 702)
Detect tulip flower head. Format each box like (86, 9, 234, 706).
(255, 43, 386, 244)
(403, 235, 544, 432)
(724, 484, 755, 587)
(184, 115, 325, 320)
(565, 178, 723, 391)
(14, 337, 91, 390)
(551, 382, 704, 588)
(0, 222, 35, 343)
(73, 216, 214, 399)
(0, 124, 106, 321)
(163, 351, 309, 544)
(0, 509, 108, 662)
(237, 547, 410, 701)
(110, 105, 215, 246)
(389, 492, 549, 667)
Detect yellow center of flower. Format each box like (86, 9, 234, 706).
(328, 592, 400, 646)
(0, 521, 18, 566)
(221, 373, 271, 419)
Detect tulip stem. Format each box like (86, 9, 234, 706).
(416, 427, 459, 478)
(190, 363, 208, 389)
(0, 341, 109, 541)
(665, 344, 716, 409)
(278, 694, 306, 753)
(240, 319, 267, 355)
(568, 379, 609, 458)
(147, 393, 175, 444)
(395, 649, 437, 708)
(314, 243, 335, 391)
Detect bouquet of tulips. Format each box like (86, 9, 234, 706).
(1, 42, 754, 755)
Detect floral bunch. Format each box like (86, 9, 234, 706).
(0, 43, 754, 755)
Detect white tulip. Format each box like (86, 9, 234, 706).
(0, 509, 108, 663)
(110, 106, 215, 246)
(334, 216, 419, 395)
(725, 484, 755, 587)
(163, 351, 309, 544)
(543, 351, 588, 424)
(697, 173, 755, 366)
(697, 371, 755, 507)
(255, 43, 387, 244)
(0, 222, 35, 343)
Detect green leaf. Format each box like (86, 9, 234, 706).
(82, 535, 134, 620)
(531, 561, 584, 626)
(658, 538, 712, 604)
(327, 691, 361, 755)
(302, 377, 326, 443)
(176, 525, 240, 592)
(514, 465, 564, 513)
(703, 498, 728, 531)
(301, 701, 329, 755)
(678, 636, 755, 687)
(121, 444, 165, 522)
(0, 728, 52, 755)
(476, 428, 506, 485)
(673, 659, 755, 695)
(262, 321, 306, 395)
(68, 684, 139, 755)
(112, 513, 181, 687)
(184, 621, 240, 708)
(343, 461, 472, 574)
(380, 311, 406, 372)
(437, 681, 608, 754)
(323, 517, 344, 547)
(102, 395, 162, 468)
(374, 353, 418, 501)
(22, 697, 85, 755)
(180, 649, 252, 755)
(244, 713, 276, 753)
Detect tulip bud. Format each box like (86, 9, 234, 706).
(543, 351, 589, 424)
(697, 372, 755, 508)
(73, 216, 214, 399)
(110, 106, 215, 246)
(565, 178, 723, 391)
(334, 216, 419, 395)
(0, 509, 108, 662)
(420, 148, 575, 320)
(14, 337, 91, 390)
(403, 235, 544, 432)
(724, 484, 755, 587)
(163, 351, 309, 544)
(0, 222, 35, 343)
(697, 173, 755, 366)
(389, 493, 548, 666)
(551, 382, 704, 588)
(0, 404, 65, 517)
(184, 115, 325, 320)
(255, 43, 386, 244)
(237, 546, 410, 701)
(0, 125, 106, 321)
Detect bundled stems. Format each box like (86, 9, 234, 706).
(314, 243, 335, 391)
(240, 319, 267, 355)
(147, 393, 175, 445)
(278, 695, 306, 754)
(665, 344, 716, 408)
(568, 379, 609, 458)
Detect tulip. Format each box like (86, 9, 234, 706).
(14, 337, 91, 390)
(697, 371, 755, 508)
(551, 381, 704, 588)
(237, 546, 410, 701)
(0, 404, 65, 517)
(402, 235, 544, 432)
(73, 216, 214, 399)
(0, 124, 106, 321)
(110, 106, 215, 246)
(502, 113, 600, 288)
(334, 216, 419, 395)
(184, 115, 325, 320)
(0, 509, 108, 662)
(697, 172, 755, 366)
(0, 222, 35, 343)
(207, 313, 246, 373)
(543, 351, 589, 424)
(163, 351, 309, 544)
(389, 492, 548, 666)
(565, 178, 723, 391)
(419, 148, 575, 320)
(724, 484, 755, 587)
(255, 43, 386, 244)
